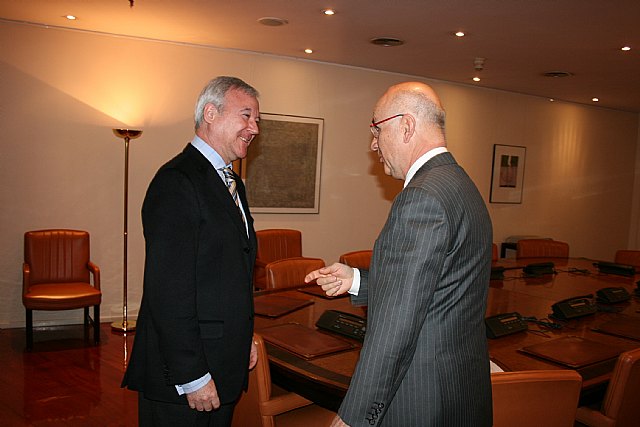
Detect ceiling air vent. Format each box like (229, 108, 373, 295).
(257, 17, 289, 27)
(370, 37, 404, 47)
(542, 71, 573, 78)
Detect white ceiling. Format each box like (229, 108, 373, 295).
(2, 0, 640, 113)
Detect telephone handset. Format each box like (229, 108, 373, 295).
(485, 312, 528, 338)
(316, 310, 367, 341)
(596, 287, 631, 304)
(551, 294, 597, 320)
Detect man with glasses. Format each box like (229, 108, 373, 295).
(306, 82, 493, 426)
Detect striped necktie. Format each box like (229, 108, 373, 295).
(222, 167, 240, 208)
(222, 167, 246, 229)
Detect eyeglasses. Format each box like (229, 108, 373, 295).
(370, 114, 404, 138)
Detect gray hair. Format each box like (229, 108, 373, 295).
(194, 76, 259, 130)
(394, 88, 446, 133)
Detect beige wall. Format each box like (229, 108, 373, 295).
(1, 21, 638, 328)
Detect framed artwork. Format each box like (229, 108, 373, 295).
(236, 113, 324, 213)
(490, 144, 526, 204)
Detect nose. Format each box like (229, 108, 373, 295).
(248, 119, 259, 135)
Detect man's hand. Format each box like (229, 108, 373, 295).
(249, 339, 258, 369)
(304, 263, 354, 297)
(186, 379, 220, 411)
(330, 415, 350, 427)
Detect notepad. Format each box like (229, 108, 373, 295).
(297, 286, 348, 299)
(253, 295, 313, 318)
(259, 322, 355, 359)
(592, 315, 640, 342)
(518, 336, 624, 369)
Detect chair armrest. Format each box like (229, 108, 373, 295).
(575, 406, 615, 427)
(88, 261, 101, 290)
(255, 259, 268, 268)
(259, 392, 312, 416)
(22, 262, 30, 297)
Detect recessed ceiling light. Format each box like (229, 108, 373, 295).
(304, 48, 313, 54)
(370, 37, 404, 47)
(64, 15, 77, 20)
(472, 77, 481, 82)
(455, 31, 465, 37)
(549, 98, 555, 102)
(621, 46, 631, 51)
(257, 17, 289, 27)
(592, 97, 599, 102)
(322, 9, 335, 16)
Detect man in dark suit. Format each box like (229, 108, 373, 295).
(306, 82, 493, 426)
(122, 76, 260, 427)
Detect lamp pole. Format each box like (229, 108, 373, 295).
(111, 128, 142, 333)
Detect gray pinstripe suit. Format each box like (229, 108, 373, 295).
(341, 152, 493, 426)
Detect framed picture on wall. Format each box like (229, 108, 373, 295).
(490, 144, 526, 204)
(234, 113, 324, 213)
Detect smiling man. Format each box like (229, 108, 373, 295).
(122, 76, 260, 427)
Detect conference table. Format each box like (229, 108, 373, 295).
(253, 257, 640, 410)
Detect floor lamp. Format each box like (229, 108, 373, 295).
(111, 128, 142, 333)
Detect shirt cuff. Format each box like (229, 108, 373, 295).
(348, 268, 361, 296)
(175, 373, 211, 395)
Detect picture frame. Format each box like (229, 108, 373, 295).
(236, 113, 324, 213)
(489, 144, 526, 204)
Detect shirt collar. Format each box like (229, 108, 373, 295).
(404, 146, 448, 188)
(191, 135, 229, 171)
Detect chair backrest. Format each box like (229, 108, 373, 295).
(614, 250, 640, 268)
(516, 239, 569, 259)
(24, 229, 91, 284)
(256, 229, 303, 264)
(339, 250, 373, 270)
(232, 333, 313, 427)
(492, 243, 498, 261)
(491, 370, 582, 427)
(265, 257, 325, 290)
(599, 347, 640, 426)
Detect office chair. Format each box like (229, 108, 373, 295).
(575, 347, 640, 427)
(231, 333, 336, 427)
(491, 370, 582, 427)
(516, 239, 570, 259)
(22, 229, 101, 350)
(613, 250, 640, 268)
(264, 257, 325, 290)
(254, 229, 304, 289)
(339, 250, 373, 270)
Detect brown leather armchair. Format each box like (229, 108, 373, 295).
(254, 229, 304, 289)
(339, 250, 373, 270)
(23, 229, 102, 349)
(231, 333, 336, 427)
(264, 257, 325, 290)
(575, 347, 640, 427)
(614, 250, 640, 268)
(516, 239, 570, 259)
(491, 370, 582, 427)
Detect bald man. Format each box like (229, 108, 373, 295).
(306, 82, 493, 426)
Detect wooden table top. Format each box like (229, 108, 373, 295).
(253, 258, 640, 403)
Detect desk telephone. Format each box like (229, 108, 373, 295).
(551, 294, 597, 320)
(316, 310, 366, 341)
(485, 312, 528, 338)
(596, 287, 631, 304)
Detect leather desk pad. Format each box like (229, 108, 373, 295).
(518, 336, 625, 369)
(259, 322, 355, 359)
(592, 315, 640, 341)
(254, 295, 313, 318)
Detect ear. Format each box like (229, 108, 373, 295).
(401, 114, 416, 144)
(203, 103, 218, 124)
